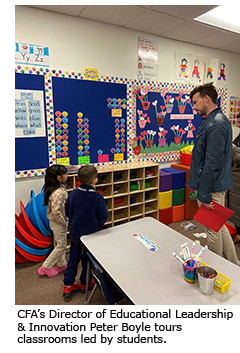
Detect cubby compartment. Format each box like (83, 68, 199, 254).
(145, 200, 158, 214)
(130, 204, 143, 218)
(113, 170, 128, 183)
(130, 192, 143, 205)
(96, 184, 112, 197)
(114, 207, 129, 222)
(105, 198, 113, 211)
(113, 195, 129, 209)
(130, 180, 143, 192)
(130, 168, 144, 180)
(145, 189, 158, 202)
(113, 181, 128, 195)
(145, 211, 158, 220)
(66, 175, 77, 191)
(145, 165, 159, 178)
(144, 176, 158, 189)
(105, 210, 113, 225)
(97, 171, 112, 185)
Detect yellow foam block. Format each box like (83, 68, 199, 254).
(159, 190, 172, 209)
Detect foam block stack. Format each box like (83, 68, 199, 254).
(160, 168, 186, 223)
(158, 170, 172, 225)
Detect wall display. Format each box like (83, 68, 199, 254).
(15, 65, 127, 177)
(137, 37, 158, 82)
(217, 60, 229, 88)
(15, 42, 49, 67)
(128, 80, 227, 163)
(204, 58, 219, 85)
(15, 65, 228, 178)
(229, 96, 240, 126)
(15, 89, 46, 138)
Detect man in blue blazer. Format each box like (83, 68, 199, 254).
(188, 83, 239, 266)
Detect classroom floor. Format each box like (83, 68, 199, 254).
(15, 219, 240, 306)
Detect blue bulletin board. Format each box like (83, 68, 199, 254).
(51, 76, 127, 166)
(15, 72, 49, 175)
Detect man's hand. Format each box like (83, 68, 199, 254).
(202, 201, 214, 210)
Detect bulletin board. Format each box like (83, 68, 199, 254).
(51, 76, 127, 166)
(128, 81, 227, 163)
(15, 72, 49, 175)
(15, 66, 227, 178)
(15, 66, 128, 177)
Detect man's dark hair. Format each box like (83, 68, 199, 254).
(190, 82, 218, 105)
(78, 164, 98, 186)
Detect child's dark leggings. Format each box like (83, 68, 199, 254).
(63, 241, 88, 286)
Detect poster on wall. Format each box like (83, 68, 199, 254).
(204, 58, 219, 85)
(15, 42, 49, 67)
(15, 89, 46, 138)
(137, 37, 158, 81)
(229, 96, 240, 127)
(217, 60, 229, 88)
(174, 52, 192, 84)
(190, 55, 206, 86)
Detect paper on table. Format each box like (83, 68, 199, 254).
(193, 201, 234, 232)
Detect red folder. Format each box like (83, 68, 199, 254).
(193, 201, 234, 232)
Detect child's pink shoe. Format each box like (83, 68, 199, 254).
(38, 266, 58, 278)
(56, 263, 68, 273)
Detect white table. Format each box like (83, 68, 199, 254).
(81, 217, 240, 305)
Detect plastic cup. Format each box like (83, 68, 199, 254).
(182, 262, 199, 284)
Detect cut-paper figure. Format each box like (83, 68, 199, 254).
(192, 59, 200, 80)
(179, 58, 188, 79)
(218, 63, 226, 81)
(204, 58, 219, 85)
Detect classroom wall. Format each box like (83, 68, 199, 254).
(15, 5, 240, 214)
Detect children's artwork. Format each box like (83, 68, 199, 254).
(15, 89, 46, 138)
(217, 61, 229, 88)
(174, 52, 191, 84)
(138, 37, 158, 82)
(229, 96, 240, 127)
(204, 58, 219, 85)
(190, 56, 206, 86)
(129, 81, 227, 163)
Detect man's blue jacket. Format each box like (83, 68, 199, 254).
(187, 107, 233, 204)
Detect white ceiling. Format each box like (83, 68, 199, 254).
(28, 5, 240, 54)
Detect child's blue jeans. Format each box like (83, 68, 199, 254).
(63, 240, 88, 286)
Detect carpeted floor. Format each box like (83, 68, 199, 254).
(15, 219, 240, 306)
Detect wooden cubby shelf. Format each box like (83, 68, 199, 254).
(66, 162, 159, 233)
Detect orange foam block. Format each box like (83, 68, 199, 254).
(172, 204, 185, 223)
(159, 207, 172, 225)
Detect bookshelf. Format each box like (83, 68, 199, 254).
(67, 162, 159, 230)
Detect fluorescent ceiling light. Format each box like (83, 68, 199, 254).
(194, 5, 240, 34)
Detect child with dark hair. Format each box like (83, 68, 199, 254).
(38, 164, 68, 278)
(63, 164, 108, 298)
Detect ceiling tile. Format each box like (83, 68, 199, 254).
(151, 5, 218, 20)
(28, 5, 86, 17)
(80, 5, 146, 26)
(193, 30, 240, 48)
(162, 20, 218, 42)
(125, 9, 186, 35)
(218, 40, 240, 54)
